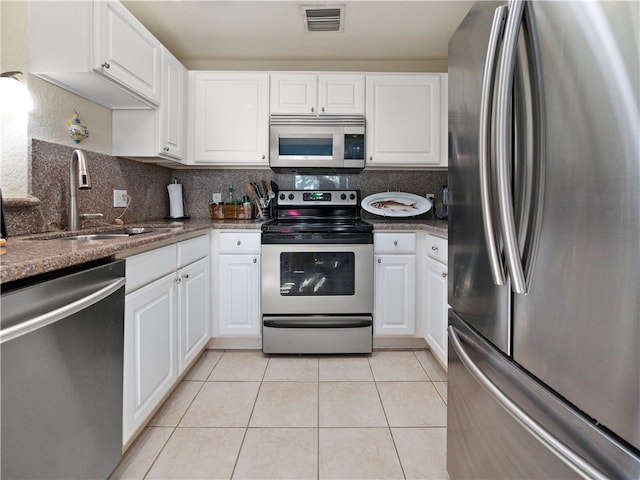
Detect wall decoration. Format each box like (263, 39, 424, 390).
(67, 110, 89, 143)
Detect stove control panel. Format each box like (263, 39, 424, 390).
(276, 190, 360, 206)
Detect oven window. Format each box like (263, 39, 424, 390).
(280, 252, 354, 296)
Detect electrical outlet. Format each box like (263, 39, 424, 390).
(212, 193, 222, 204)
(426, 193, 435, 203)
(113, 190, 128, 208)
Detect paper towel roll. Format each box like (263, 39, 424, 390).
(167, 183, 184, 218)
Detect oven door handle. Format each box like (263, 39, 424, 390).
(263, 316, 372, 329)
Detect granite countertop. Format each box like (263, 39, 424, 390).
(367, 218, 448, 235)
(1, 217, 447, 285)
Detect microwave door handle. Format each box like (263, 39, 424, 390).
(479, 5, 508, 286)
(495, 0, 527, 295)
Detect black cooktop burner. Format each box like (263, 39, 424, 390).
(261, 189, 372, 244)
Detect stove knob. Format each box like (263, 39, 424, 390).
(340, 193, 347, 200)
(349, 193, 356, 200)
(279, 193, 286, 201)
(288, 193, 295, 200)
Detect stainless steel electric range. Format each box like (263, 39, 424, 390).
(261, 190, 373, 354)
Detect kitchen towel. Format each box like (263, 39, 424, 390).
(167, 182, 184, 218)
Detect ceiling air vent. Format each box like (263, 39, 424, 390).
(301, 5, 345, 33)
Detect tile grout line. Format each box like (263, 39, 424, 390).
(228, 351, 271, 480)
(141, 349, 223, 479)
(317, 356, 321, 480)
(369, 354, 408, 480)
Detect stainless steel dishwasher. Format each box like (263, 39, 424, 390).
(1, 259, 126, 479)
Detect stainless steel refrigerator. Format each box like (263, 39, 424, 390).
(447, 1, 640, 478)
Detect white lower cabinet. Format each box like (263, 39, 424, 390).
(423, 234, 449, 370)
(374, 232, 416, 335)
(177, 256, 210, 372)
(213, 231, 261, 337)
(123, 234, 210, 446)
(123, 271, 178, 445)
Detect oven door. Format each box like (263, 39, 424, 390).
(261, 243, 373, 315)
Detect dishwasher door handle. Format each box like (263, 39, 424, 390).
(0, 277, 125, 344)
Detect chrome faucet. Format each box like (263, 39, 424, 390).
(68, 149, 91, 231)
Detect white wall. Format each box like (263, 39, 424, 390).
(0, 1, 113, 196)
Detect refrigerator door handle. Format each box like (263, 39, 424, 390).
(448, 325, 609, 480)
(495, 0, 528, 294)
(478, 5, 508, 287)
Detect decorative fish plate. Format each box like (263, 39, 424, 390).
(362, 192, 432, 217)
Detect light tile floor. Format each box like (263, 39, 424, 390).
(110, 349, 448, 480)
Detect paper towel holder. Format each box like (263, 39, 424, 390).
(166, 179, 190, 219)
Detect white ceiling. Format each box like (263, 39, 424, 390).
(121, 1, 474, 69)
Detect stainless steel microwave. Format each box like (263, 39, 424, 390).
(269, 115, 366, 173)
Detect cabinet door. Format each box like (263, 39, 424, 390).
(216, 254, 261, 336)
(159, 48, 187, 160)
(366, 74, 444, 167)
(318, 73, 365, 115)
(270, 73, 318, 115)
(374, 254, 416, 335)
(190, 72, 269, 165)
(94, 0, 161, 105)
(123, 273, 178, 444)
(425, 257, 448, 370)
(111, 49, 188, 161)
(178, 257, 210, 374)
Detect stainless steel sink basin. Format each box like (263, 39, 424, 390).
(60, 233, 131, 241)
(29, 227, 179, 241)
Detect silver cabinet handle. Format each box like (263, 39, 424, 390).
(321, 107, 325, 113)
(442, 272, 448, 278)
(377, 258, 382, 264)
(253, 258, 257, 264)
(262, 155, 266, 160)
(495, 0, 527, 294)
(479, 6, 508, 287)
(448, 325, 606, 480)
(101, 62, 110, 69)
(1, 277, 125, 344)
(182, 274, 189, 279)
(237, 240, 242, 246)
(311, 107, 315, 113)
(394, 240, 398, 246)
(163, 146, 170, 152)
(175, 277, 181, 284)
(431, 245, 438, 251)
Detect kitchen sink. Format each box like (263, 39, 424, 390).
(28, 227, 180, 241)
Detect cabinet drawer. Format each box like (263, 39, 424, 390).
(218, 232, 261, 253)
(426, 234, 448, 265)
(177, 234, 209, 267)
(126, 244, 177, 294)
(374, 232, 416, 253)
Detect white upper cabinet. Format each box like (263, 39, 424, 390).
(189, 72, 270, 166)
(271, 73, 365, 115)
(366, 73, 447, 168)
(29, 0, 161, 108)
(112, 47, 188, 162)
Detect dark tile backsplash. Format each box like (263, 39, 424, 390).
(175, 169, 449, 220)
(4, 139, 448, 235)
